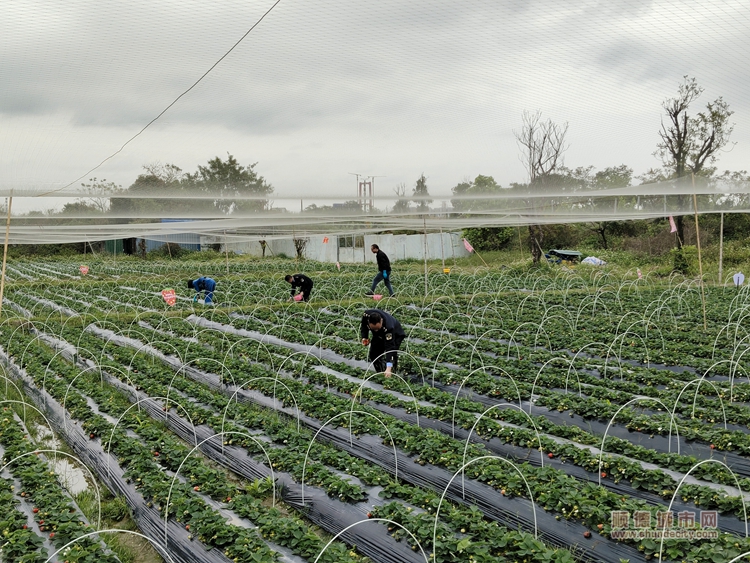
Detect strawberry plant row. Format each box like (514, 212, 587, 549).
(66, 318, 750, 563)
(0, 410, 120, 563)
(1, 327, 380, 563)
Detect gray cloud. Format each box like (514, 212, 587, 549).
(2, 0, 749, 201)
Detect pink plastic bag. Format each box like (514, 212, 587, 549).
(372, 294, 383, 301)
(293, 293, 304, 301)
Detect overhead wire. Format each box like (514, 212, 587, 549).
(35, 0, 282, 198)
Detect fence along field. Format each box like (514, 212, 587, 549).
(1, 256, 750, 563)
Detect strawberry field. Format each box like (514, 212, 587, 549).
(2, 256, 750, 563)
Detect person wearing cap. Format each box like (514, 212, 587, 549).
(285, 273, 314, 301)
(188, 276, 217, 304)
(367, 244, 394, 296)
(360, 309, 405, 376)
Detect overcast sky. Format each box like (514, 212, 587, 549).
(2, 0, 750, 213)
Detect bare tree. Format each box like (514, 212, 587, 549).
(142, 162, 184, 183)
(78, 178, 122, 213)
(293, 237, 309, 260)
(655, 76, 734, 246)
(514, 111, 569, 263)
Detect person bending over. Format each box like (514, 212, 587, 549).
(188, 277, 216, 304)
(360, 309, 405, 376)
(285, 273, 313, 301)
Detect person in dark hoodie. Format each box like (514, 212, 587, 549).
(285, 273, 314, 301)
(188, 277, 216, 304)
(360, 309, 405, 376)
(366, 244, 394, 296)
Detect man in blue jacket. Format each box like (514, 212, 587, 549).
(188, 277, 216, 304)
(366, 244, 394, 296)
(360, 309, 405, 376)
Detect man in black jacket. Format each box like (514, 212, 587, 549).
(285, 273, 314, 301)
(360, 309, 405, 376)
(367, 244, 394, 296)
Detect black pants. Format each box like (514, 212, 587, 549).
(300, 282, 313, 301)
(369, 335, 404, 372)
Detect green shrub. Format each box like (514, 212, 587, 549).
(148, 242, 190, 259)
(720, 240, 748, 267)
(462, 227, 515, 251)
(671, 245, 698, 276)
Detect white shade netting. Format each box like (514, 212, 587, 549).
(0, 176, 748, 244)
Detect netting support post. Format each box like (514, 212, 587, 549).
(439, 228, 445, 271)
(224, 231, 229, 274)
(718, 212, 724, 284)
(0, 195, 12, 318)
(423, 217, 428, 298)
(692, 174, 707, 331)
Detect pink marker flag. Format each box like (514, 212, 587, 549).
(668, 216, 677, 233)
(161, 288, 177, 306)
(463, 238, 474, 253)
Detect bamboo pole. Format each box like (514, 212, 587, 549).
(718, 212, 724, 284)
(518, 225, 523, 256)
(423, 217, 428, 297)
(692, 175, 707, 331)
(224, 230, 229, 274)
(439, 227, 445, 271)
(473, 248, 489, 267)
(0, 196, 13, 318)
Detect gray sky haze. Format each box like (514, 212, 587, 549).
(2, 0, 750, 213)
